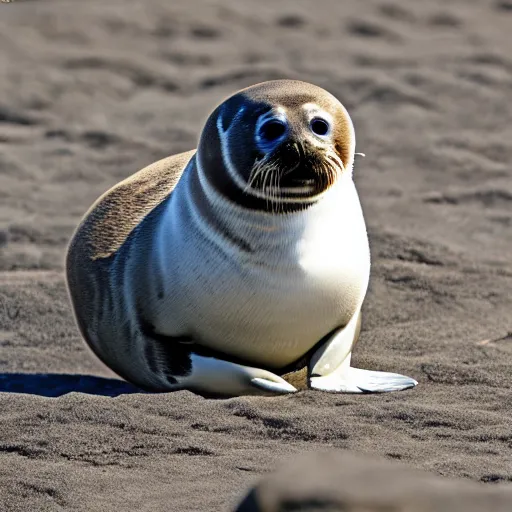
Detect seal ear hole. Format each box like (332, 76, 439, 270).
(258, 120, 287, 143)
(310, 118, 330, 137)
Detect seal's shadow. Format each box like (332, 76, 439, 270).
(0, 373, 143, 397)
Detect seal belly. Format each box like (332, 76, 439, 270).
(190, 260, 369, 369)
(152, 175, 370, 369)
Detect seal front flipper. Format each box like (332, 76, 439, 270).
(138, 327, 297, 397)
(250, 377, 297, 395)
(344, 367, 417, 393)
(308, 312, 417, 393)
(179, 354, 297, 397)
(310, 359, 417, 393)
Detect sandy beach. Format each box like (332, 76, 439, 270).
(0, 0, 511, 510)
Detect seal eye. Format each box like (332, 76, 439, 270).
(258, 119, 287, 143)
(310, 117, 330, 137)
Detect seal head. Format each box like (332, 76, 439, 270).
(198, 80, 356, 212)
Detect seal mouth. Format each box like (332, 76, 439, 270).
(245, 141, 344, 204)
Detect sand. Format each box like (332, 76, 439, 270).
(0, 0, 511, 510)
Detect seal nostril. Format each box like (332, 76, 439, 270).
(259, 120, 287, 143)
(310, 118, 330, 137)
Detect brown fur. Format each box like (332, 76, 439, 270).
(68, 150, 195, 263)
(65, 150, 195, 389)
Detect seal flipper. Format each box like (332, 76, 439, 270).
(346, 367, 418, 393)
(177, 353, 297, 397)
(308, 311, 417, 393)
(250, 377, 297, 395)
(139, 329, 297, 397)
(310, 355, 417, 393)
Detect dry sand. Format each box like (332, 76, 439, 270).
(0, 0, 511, 510)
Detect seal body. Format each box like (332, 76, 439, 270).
(138, 166, 369, 369)
(67, 80, 417, 396)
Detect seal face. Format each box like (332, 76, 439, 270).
(66, 80, 417, 397)
(199, 81, 355, 213)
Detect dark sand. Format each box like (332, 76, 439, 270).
(0, 0, 511, 510)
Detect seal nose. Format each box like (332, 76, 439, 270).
(279, 141, 302, 169)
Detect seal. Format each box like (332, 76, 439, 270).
(66, 80, 417, 396)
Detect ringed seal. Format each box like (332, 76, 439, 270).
(66, 80, 417, 396)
